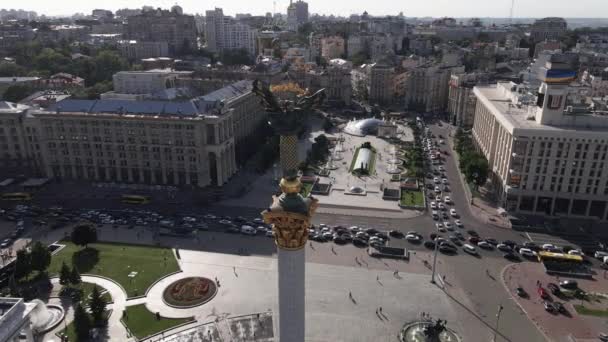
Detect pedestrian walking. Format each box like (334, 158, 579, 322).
(442, 275, 446, 282)
(376, 275, 379, 281)
(379, 307, 382, 313)
(348, 291, 352, 299)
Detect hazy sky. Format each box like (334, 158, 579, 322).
(6, 0, 608, 18)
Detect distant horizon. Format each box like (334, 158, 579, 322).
(1, 0, 607, 19)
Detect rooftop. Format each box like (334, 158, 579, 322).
(47, 99, 201, 117)
(475, 82, 608, 135)
(0, 101, 29, 114)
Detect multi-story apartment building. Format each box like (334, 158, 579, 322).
(290, 59, 352, 107)
(448, 73, 491, 127)
(0, 24, 35, 51)
(286, 0, 308, 31)
(530, 17, 567, 43)
(321, 36, 345, 60)
(403, 63, 465, 113)
(204, 8, 257, 57)
(197, 80, 265, 143)
(110, 70, 192, 96)
(472, 55, 608, 220)
(10, 99, 237, 187)
(125, 6, 197, 55)
(118, 41, 169, 61)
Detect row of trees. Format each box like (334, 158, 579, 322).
(454, 128, 488, 187)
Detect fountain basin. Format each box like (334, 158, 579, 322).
(29, 299, 65, 334)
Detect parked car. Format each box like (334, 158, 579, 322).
(519, 248, 536, 257)
(559, 280, 578, 290)
(543, 301, 555, 312)
(463, 244, 477, 255)
(389, 230, 405, 238)
(538, 287, 550, 300)
(503, 253, 520, 261)
(497, 244, 512, 252)
(547, 283, 560, 295)
(450, 208, 458, 217)
(424, 240, 436, 249)
(477, 241, 493, 249)
(516, 287, 527, 297)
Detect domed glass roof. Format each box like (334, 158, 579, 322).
(344, 118, 384, 136)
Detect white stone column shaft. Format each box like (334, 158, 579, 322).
(277, 247, 305, 342)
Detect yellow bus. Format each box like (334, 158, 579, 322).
(121, 194, 151, 204)
(1, 192, 32, 201)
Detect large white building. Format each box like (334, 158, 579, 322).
(472, 55, 608, 220)
(204, 8, 258, 57)
(0, 80, 263, 188)
(0, 298, 35, 342)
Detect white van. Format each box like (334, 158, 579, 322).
(463, 244, 477, 255)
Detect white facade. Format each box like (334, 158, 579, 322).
(0, 298, 35, 342)
(531, 17, 567, 43)
(473, 81, 608, 220)
(118, 41, 169, 61)
(111, 70, 192, 95)
(204, 8, 257, 57)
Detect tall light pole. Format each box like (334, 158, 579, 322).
(492, 304, 504, 342)
(430, 226, 439, 284)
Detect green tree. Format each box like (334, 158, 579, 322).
(33, 48, 70, 75)
(89, 286, 107, 326)
(463, 155, 489, 187)
(361, 141, 372, 149)
(73, 304, 91, 341)
(59, 261, 71, 285)
(2, 84, 32, 102)
(92, 50, 129, 84)
(13, 249, 31, 280)
(0, 62, 27, 77)
(70, 265, 81, 285)
(71, 224, 98, 248)
(29, 242, 51, 273)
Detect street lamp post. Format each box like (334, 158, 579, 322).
(430, 225, 439, 284)
(492, 304, 504, 342)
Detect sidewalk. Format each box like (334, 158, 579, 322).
(446, 127, 511, 230)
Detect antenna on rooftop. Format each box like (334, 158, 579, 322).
(509, 0, 515, 25)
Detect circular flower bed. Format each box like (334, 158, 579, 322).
(162, 277, 217, 308)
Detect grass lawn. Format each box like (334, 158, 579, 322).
(80, 282, 112, 303)
(300, 182, 314, 197)
(400, 190, 424, 207)
(122, 304, 194, 340)
(49, 241, 180, 298)
(573, 304, 608, 317)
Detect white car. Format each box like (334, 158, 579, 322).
(595, 251, 608, 259)
(568, 249, 583, 256)
(463, 244, 477, 255)
(454, 219, 463, 228)
(435, 186, 441, 193)
(432, 211, 439, 220)
(240, 225, 256, 235)
(438, 166, 445, 171)
(435, 223, 444, 230)
(477, 241, 492, 249)
(450, 209, 458, 217)
(519, 248, 536, 257)
(434, 177, 440, 184)
(444, 196, 451, 204)
(406, 234, 422, 242)
(438, 203, 446, 210)
(435, 196, 442, 202)
(496, 244, 511, 252)
(430, 201, 437, 210)
(542, 243, 556, 250)
(265, 230, 274, 237)
(444, 221, 453, 230)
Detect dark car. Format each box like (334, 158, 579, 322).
(502, 240, 517, 247)
(352, 238, 368, 247)
(469, 236, 480, 244)
(424, 240, 436, 249)
(516, 287, 527, 297)
(523, 241, 541, 251)
(365, 228, 380, 235)
(485, 238, 498, 245)
(333, 236, 348, 245)
(559, 280, 578, 290)
(374, 232, 389, 240)
(430, 233, 438, 240)
(547, 283, 560, 295)
(467, 230, 479, 237)
(553, 302, 566, 313)
(389, 230, 404, 239)
(439, 243, 457, 254)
